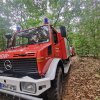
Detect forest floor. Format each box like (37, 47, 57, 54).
(0, 56, 100, 100)
(63, 56, 100, 100)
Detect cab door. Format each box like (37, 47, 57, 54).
(51, 28, 61, 58)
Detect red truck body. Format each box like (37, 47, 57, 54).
(0, 25, 69, 76)
(0, 24, 71, 100)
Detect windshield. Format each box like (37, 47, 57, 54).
(13, 25, 49, 46)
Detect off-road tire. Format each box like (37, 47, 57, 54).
(47, 67, 63, 100)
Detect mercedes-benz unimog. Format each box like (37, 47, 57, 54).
(0, 19, 71, 100)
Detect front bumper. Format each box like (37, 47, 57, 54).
(0, 76, 51, 100)
(0, 89, 42, 100)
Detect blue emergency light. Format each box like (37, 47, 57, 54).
(16, 25, 21, 32)
(44, 18, 49, 24)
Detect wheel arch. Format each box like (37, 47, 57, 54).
(45, 58, 64, 80)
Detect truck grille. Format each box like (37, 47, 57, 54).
(0, 58, 38, 74)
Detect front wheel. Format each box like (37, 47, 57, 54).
(47, 67, 63, 100)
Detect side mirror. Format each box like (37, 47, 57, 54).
(60, 26, 67, 37)
(5, 33, 12, 39)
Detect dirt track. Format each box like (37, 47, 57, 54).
(0, 56, 100, 100)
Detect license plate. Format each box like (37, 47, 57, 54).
(0, 83, 3, 89)
(0, 83, 16, 91)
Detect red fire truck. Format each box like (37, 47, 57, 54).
(0, 20, 71, 100)
(70, 46, 76, 56)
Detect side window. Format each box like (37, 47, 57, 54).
(52, 28, 58, 44)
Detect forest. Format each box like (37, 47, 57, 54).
(0, 0, 100, 57)
(0, 0, 100, 100)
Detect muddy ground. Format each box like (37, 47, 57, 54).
(0, 56, 100, 100)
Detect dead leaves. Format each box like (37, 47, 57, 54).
(63, 56, 100, 100)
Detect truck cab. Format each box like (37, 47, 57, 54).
(0, 23, 71, 100)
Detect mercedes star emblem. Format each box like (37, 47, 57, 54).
(4, 60, 12, 70)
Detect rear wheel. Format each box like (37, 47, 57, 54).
(47, 67, 63, 100)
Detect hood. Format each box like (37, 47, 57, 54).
(0, 43, 51, 59)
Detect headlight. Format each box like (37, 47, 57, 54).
(20, 82, 36, 93)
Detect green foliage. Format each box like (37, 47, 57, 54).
(21, 18, 42, 28)
(0, 0, 100, 57)
(0, 16, 11, 50)
(74, 34, 90, 56)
